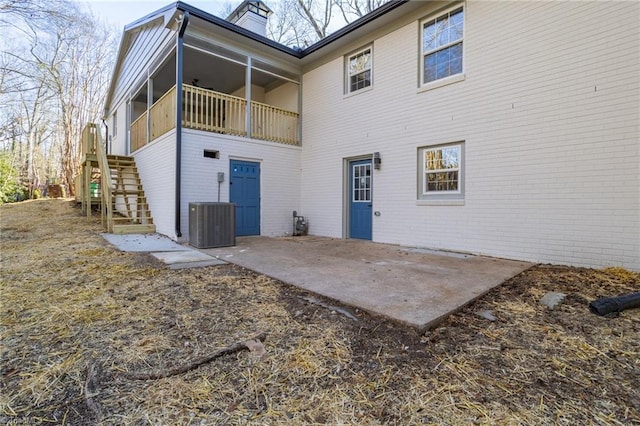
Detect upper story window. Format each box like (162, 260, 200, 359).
(112, 111, 117, 137)
(346, 46, 372, 94)
(421, 6, 464, 85)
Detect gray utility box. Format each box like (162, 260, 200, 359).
(189, 202, 236, 248)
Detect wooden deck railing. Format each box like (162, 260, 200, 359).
(130, 111, 147, 152)
(94, 126, 114, 232)
(150, 85, 177, 141)
(129, 84, 299, 152)
(183, 84, 247, 137)
(81, 123, 98, 155)
(251, 101, 298, 145)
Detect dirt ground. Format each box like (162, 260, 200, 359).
(1, 199, 638, 425)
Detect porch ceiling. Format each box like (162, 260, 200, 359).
(150, 48, 285, 97)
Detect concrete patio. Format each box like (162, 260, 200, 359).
(202, 236, 533, 330)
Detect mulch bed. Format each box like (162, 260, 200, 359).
(1, 199, 638, 425)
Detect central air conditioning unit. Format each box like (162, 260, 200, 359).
(189, 202, 236, 248)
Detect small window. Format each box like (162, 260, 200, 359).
(346, 46, 372, 94)
(418, 142, 464, 200)
(421, 6, 464, 85)
(112, 111, 117, 138)
(352, 163, 371, 202)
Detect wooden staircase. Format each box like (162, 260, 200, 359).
(106, 155, 155, 234)
(76, 124, 155, 235)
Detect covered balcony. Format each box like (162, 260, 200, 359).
(129, 39, 300, 152)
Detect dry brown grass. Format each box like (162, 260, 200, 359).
(1, 199, 638, 425)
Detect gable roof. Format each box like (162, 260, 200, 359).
(174, 0, 413, 59)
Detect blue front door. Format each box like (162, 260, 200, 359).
(349, 159, 372, 240)
(230, 160, 260, 236)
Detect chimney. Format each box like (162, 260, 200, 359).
(226, 0, 272, 37)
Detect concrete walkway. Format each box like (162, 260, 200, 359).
(101, 233, 225, 269)
(203, 236, 533, 330)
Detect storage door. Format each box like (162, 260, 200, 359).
(229, 160, 260, 236)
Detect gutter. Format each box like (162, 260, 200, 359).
(175, 1, 300, 58)
(175, 11, 189, 239)
(173, 0, 409, 59)
(300, 0, 409, 57)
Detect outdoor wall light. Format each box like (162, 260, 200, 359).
(373, 152, 381, 169)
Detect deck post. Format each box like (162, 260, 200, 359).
(245, 56, 252, 137)
(147, 76, 153, 146)
(85, 161, 91, 218)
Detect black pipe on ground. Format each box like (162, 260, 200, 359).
(589, 292, 640, 316)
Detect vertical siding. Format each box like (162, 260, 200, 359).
(181, 129, 302, 241)
(111, 21, 176, 110)
(107, 19, 176, 157)
(133, 130, 177, 239)
(301, 1, 639, 269)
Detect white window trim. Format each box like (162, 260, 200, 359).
(416, 199, 465, 206)
(418, 73, 465, 93)
(417, 142, 465, 203)
(352, 163, 372, 202)
(345, 45, 373, 95)
(419, 4, 465, 89)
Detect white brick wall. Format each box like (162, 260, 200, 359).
(301, 1, 639, 269)
(181, 129, 302, 241)
(133, 130, 302, 242)
(133, 130, 177, 239)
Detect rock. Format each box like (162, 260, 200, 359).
(477, 309, 497, 321)
(540, 292, 566, 310)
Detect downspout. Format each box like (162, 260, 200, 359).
(175, 11, 189, 238)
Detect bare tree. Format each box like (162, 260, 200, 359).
(296, 0, 333, 41)
(0, 0, 116, 197)
(216, 1, 237, 19)
(213, 0, 393, 48)
(334, 0, 392, 22)
(0, 0, 72, 20)
(267, 0, 315, 48)
(270, 0, 393, 47)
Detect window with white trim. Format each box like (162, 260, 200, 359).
(418, 143, 464, 199)
(352, 163, 371, 202)
(346, 46, 372, 94)
(112, 111, 117, 137)
(421, 6, 464, 85)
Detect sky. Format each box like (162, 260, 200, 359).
(81, 0, 227, 31)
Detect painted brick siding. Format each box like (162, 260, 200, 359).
(301, 1, 639, 269)
(181, 130, 302, 241)
(133, 131, 176, 239)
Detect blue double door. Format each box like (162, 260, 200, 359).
(349, 159, 372, 240)
(229, 160, 260, 236)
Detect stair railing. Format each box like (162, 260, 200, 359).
(93, 125, 114, 232)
